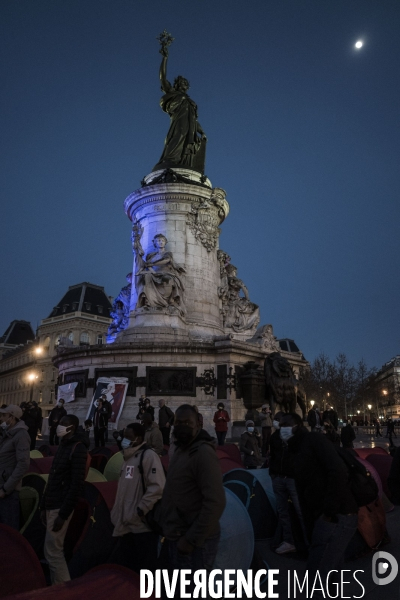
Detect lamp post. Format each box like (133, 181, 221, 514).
(28, 346, 42, 403)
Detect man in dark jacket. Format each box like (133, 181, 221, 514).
(340, 420, 356, 448)
(282, 413, 358, 597)
(48, 399, 67, 445)
(93, 398, 108, 447)
(40, 414, 89, 584)
(161, 404, 226, 584)
(269, 412, 308, 554)
(21, 400, 42, 450)
(322, 408, 338, 430)
(307, 405, 322, 431)
(0, 405, 30, 530)
(158, 398, 174, 445)
(239, 420, 262, 468)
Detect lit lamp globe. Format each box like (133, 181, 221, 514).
(368, 404, 372, 410)
(34, 347, 43, 355)
(310, 400, 315, 407)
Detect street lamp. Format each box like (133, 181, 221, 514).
(310, 400, 315, 408)
(28, 372, 38, 402)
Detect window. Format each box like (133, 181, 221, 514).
(97, 305, 103, 314)
(68, 332, 74, 343)
(85, 303, 91, 311)
(80, 332, 90, 345)
(62, 304, 69, 313)
(97, 334, 103, 345)
(72, 302, 79, 311)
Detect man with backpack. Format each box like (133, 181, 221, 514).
(281, 413, 359, 597)
(40, 414, 89, 584)
(110, 423, 165, 573)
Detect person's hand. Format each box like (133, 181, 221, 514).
(52, 515, 65, 532)
(40, 510, 47, 526)
(177, 537, 194, 555)
(0, 489, 6, 499)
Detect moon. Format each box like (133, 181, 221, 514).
(355, 40, 363, 49)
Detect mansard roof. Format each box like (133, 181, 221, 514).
(278, 338, 300, 353)
(0, 320, 35, 346)
(48, 282, 112, 318)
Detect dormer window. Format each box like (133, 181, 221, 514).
(85, 303, 91, 311)
(62, 304, 69, 313)
(97, 305, 103, 314)
(72, 302, 79, 311)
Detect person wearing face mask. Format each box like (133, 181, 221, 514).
(0, 405, 30, 530)
(48, 398, 67, 446)
(161, 404, 226, 583)
(239, 420, 262, 469)
(269, 412, 308, 555)
(40, 414, 89, 585)
(282, 413, 358, 597)
(213, 402, 230, 446)
(109, 423, 165, 572)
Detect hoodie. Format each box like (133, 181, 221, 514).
(0, 420, 30, 494)
(161, 429, 226, 547)
(41, 432, 89, 520)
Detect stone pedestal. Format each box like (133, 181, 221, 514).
(119, 169, 229, 342)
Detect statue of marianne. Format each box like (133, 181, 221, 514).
(153, 31, 207, 174)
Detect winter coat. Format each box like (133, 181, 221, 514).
(340, 424, 356, 448)
(158, 405, 175, 429)
(0, 420, 30, 493)
(21, 405, 41, 430)
(48, 405, 67, 427)
(288, 428, 358, 537)
(111, 442, 165, 536)
(322, 409, 338, 430)
(240, 431, 262, 468)
(136, 405, 155, 422)
(161, 429, 226, 547)
(213, 409, 230, 432)
(307, 409, 322, 429)
(268, 430, 296, 477)
(260, 410, 272, 428)
(144, 422, 164, 455)
(41, 433, 89, 520)
(93, 407, 108, 429)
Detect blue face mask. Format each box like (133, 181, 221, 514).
(280, 427, 294, 442)
(121, 438, 131, 450)
(247, 427, 254, 433)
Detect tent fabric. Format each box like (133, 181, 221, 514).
(365, 454, 393, 499)
(38, 445, 58, 457)
(3, 564, 155, 600)
(90, 447, 113, 459)
(21, 474, 48, 555)
(223, 468, 277, 539)
(104, 452, 123, 481)
(355, 457, 383, 498)
(218, 443, 243, 465)
(29, 457, 54, 474)
(357, 498, 386, 548)
(219, 456, 244, 474)
(19, 486, 39, 535)
(354, 447, 388, 460)
(213, 488, 254, 593)
(90, 454, 108, 473)
(0, 524, 46, 598)
(66, 481, 118, 578)
(91, 481, 119, 511)
(86, 468, 108, 483)
(29, 450, 43, 458)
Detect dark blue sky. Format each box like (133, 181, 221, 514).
(1, 0, 399, 369)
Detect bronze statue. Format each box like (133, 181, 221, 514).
(153, 31, 207, 174)
(264, 352, 301, 416)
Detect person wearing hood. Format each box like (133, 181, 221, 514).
(161, 404, 226, 579)
(142, 412, 164, 455)
(110, 423, 165, 573)
(48, 399, 67, 445)
(0, 404, 30, 530)
(40, 414, 89, 585)
(239, 420, 262, 469)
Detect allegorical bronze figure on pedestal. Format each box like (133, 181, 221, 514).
(153, 31, 207, 174)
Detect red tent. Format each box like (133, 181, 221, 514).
(354, 447, 388, 460)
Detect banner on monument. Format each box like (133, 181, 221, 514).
(86, 377, 128, 429)
(57, 382, 78, 404)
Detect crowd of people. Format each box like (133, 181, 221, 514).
(0, 395, 397, 598)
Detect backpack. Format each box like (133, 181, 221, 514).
(69, 442, 91, 479)
(337, 448, 379, 507)
(138, 447, 163, 535)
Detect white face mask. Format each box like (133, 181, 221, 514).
(280, 427, 294, 442)
(0, 421, 9, 430)
(273, 420, 280, 429)
(56, 425, 71, 438)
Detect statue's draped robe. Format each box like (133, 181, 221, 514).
(136, 250, 186, 316)
(156, 91, 201, 168)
